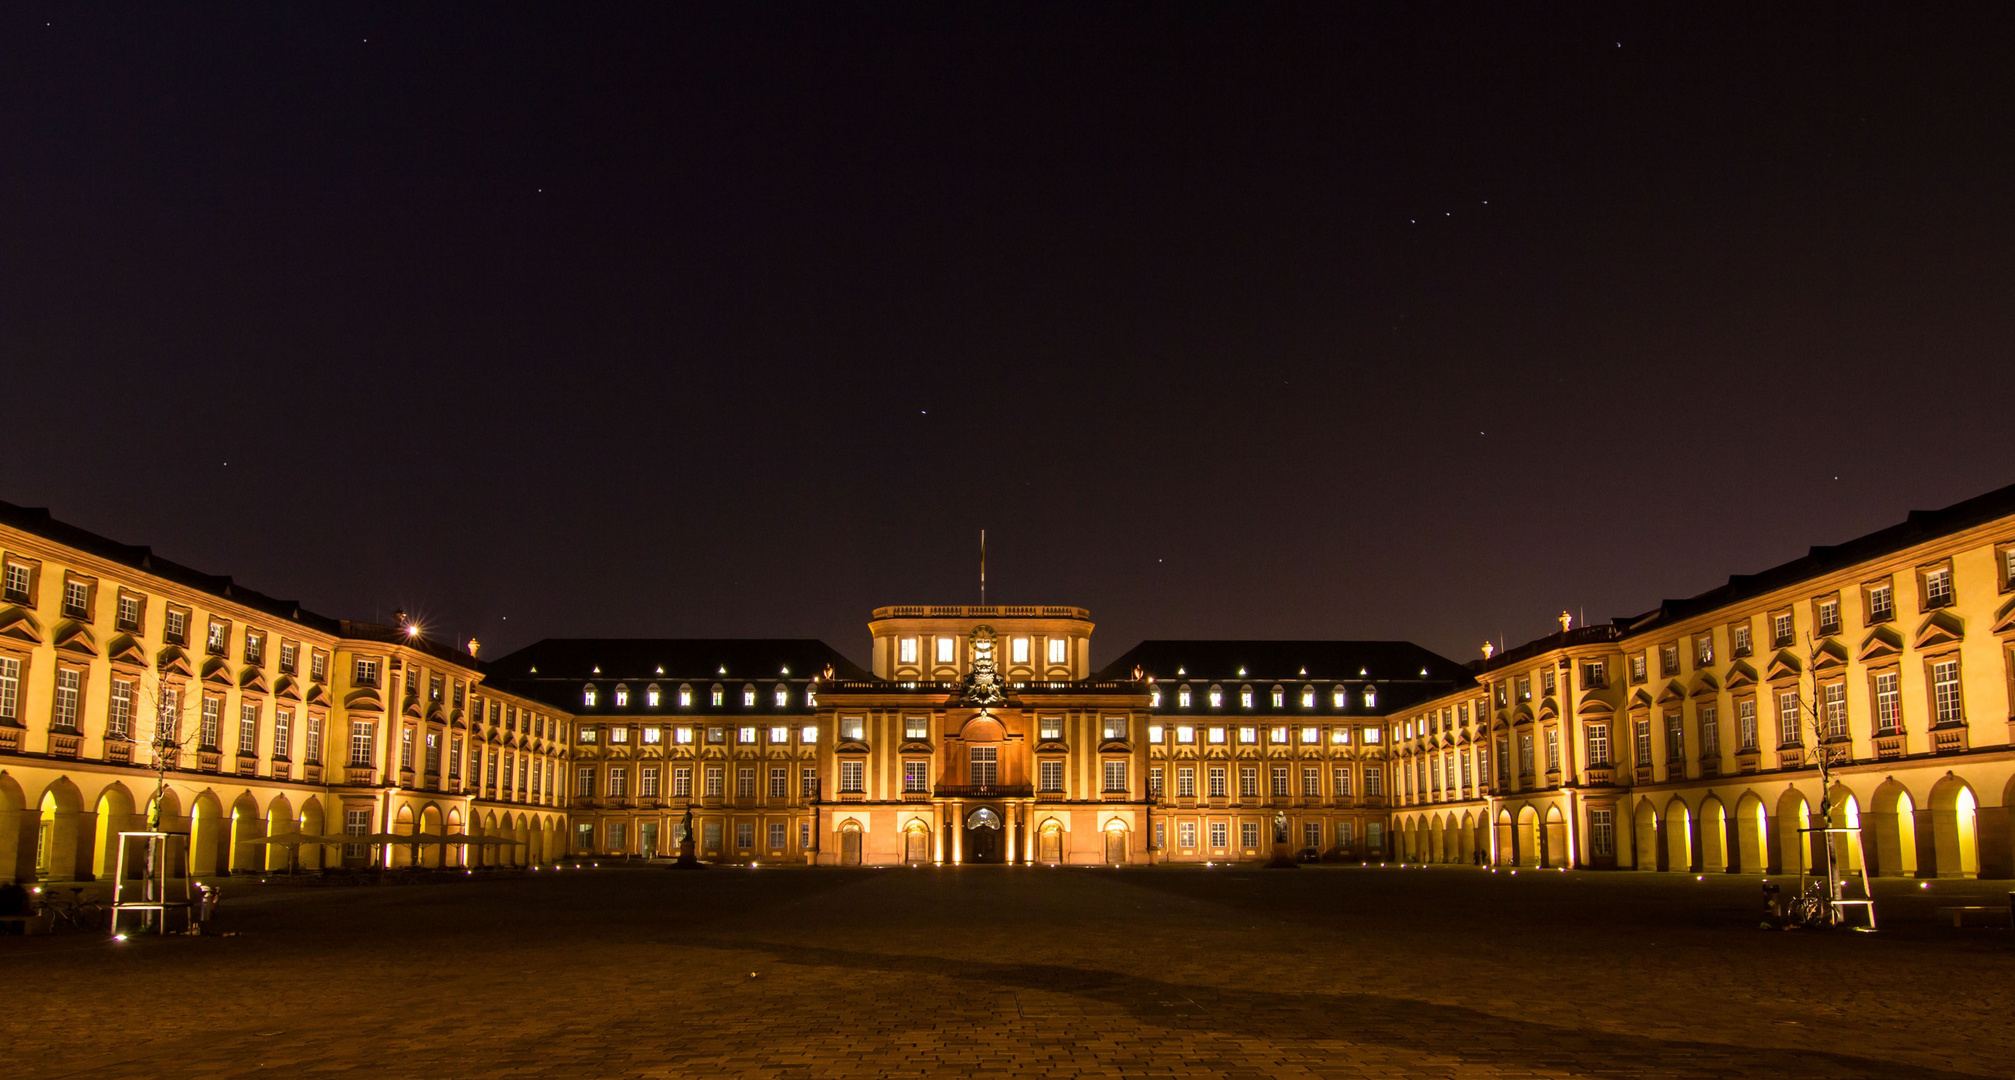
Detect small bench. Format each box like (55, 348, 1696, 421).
(1936, 905, 2012, 928)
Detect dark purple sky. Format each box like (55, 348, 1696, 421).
(4, 5, 2012, 668)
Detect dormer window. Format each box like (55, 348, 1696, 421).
(647, 684, 661, 707)
(1272, 686, 1284, 707)
(1208, 685, 1223, 708)
(742, 684, 756, 707)
(1300, 686, 1315, 709)
(614, 685, 629, 707)
(583, 685, 598, 707)
(1150, 688, 1162, 707)
(711, 684, 724, 707)
(1240, 686, 1253, 708)
(1332, 688, 1346, 708)
(773, 684, 789, 707)
(1178, 685, 1192, 708)
(679, 684, 693, 707)
(1362, 687, 1377, 708)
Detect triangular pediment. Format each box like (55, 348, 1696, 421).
(1810, 638, 1849, 672)
(106, 633, 148, 668)
(1655, 680, 1687, 705)
(1765, 651, 1803, 683)
(272, 674, 297, 700)
(1690, 674, 1721, 698)
(1914, 610, 1965, 650)
(304, 681, 328, 706)
(1629, 688, 1654, 709)
(1724, 661, 1757, 689)
(156, 646, 192, 677)
(0, 605, 44, 646)
(200, 656, 234, 687)
(239, 667, 269, 695)
(1856, 625, 1904, 663)
(52, 620, 99, 658)
(1576, 697, 1614, 717)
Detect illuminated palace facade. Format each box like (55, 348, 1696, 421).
(2, 481, 2013, 883)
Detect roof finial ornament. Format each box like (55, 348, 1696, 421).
(1559, 610, 1574, 632)
(1481, 641, 1495, 660)
(467, 638, 480, 658)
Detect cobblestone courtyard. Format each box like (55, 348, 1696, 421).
(9, 865, 2014, 1079)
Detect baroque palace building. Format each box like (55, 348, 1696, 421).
(1, 481, 2012, 883)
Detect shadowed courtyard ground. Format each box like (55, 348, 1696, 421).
(8, 865, 2013, 1079)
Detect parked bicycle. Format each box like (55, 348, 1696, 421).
(41, 887, 105, 933)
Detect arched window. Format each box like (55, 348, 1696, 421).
(614, 684, 629, 708)
(742, 684, 756, 707)
(773, 684, 789, 707)
(1271, 685, 1285, 708)
(710, 683, 724, 707)
(1363, 687, 1377, 708)
(646, 683, 661, 707)
(678, 683, 693, 707)
(1332, 687, 1346, 708)
(1177, 684, 1192, 708)
(1208, 684, 1223, 708)
(1240, 684, 1253, 708)
(1301, 685, 1316, 709)
(582, 685, 598, 708)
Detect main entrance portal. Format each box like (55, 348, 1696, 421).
(964, 806, 1004, 864)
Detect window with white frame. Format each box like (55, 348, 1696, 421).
(773, 684, 789, 706)
(899, 637, 918, 664)
(1822, 682, 1847, 739)
(1102, 715, 1127, 740)
(62, 578, 90, 620)
(800, 724, 818, 743)
(1867, 581, 1894, 623)
(238, 701, 259, 754)
(1737, 699, 1758, 750)
(1240, 820, 1260, 850)
(1545, 728, 1560, 772)
(1103, 759, 1127, 793)
(735, 767, 755, 798)
(1177, 821, 1196, 849)
(108, 678, 134, 740)
(199, 696, 220, 747)
(1270, 766, 1289, 797)
(936, 637, 955, 664)
(1931, 659, 1963, 723)
(769, 767, 788, 799)
(1208, 685, 1222, 708)
(1872, 670, 1901, 733)
(1777, 691, 1802, 746)
(354, 658, 379, 687)
(1037, 715, 1061, 741)
(1176, 766, 1195, 798)
(839, 759, 864, 793)
(741, 685, 756, 707)
(673, 766, 692, 797)
(1589, 808, 1614, 856)
(1047, 637, 1067, 664)
(840, 716, 865, 741)
(1633, 720, 1652, 767)
(1924, 565, 1954, 608)
(349, 721, 375, 767)
(1209, 820, 1228, 849)
(1037, 759, 1062, 792)
(704, 765, 724, 796)
(51, 668, 82, 731)
(1664, 711, 1683, 765)
(1, 561, 31, 604)
(1011, 637, 1030, 664)
(1772, 613, 1795, 648)
(1698, 704, 1718, 758)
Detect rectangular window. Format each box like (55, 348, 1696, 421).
(345, 809, 371, 858)
(1665, 711, 1684, 764)
(769, 768, 788, 799)
(970, 745, 998, 787)
(1148, 766, 1163, 799)
(1269, 766, 1288, 797)
(935, 636, 955, 663)
(840, 716, 865, 741)
(1544, 729, 1560, 772)
(1364, 767, 1383, 796)
(705, 766, 724, 797)
(903, 760, 931, 793)
(400, 726, 415, 770)
(768, 821, 787, 851)
(1520, 733, 1536, 776)
(1011, 636, 1030, 664)
(1659, 645, 1679, 676)
(1177, 766, 1196, 798)
(801, 768, 816, 797)
(108, 678, 135, 739)
(1822, 683, 1847, 739)
(1738, 699, 1758, 750)
(674, 767, 692, 797)
(1699, 705, 1719, 758)
(1924, 566, 1954, 608)
(206, 620, 227, 655)
(115, 592, 143, 631)
(1207, 765, 1227, 798)
(577, 767, 597, 798)
(239, 701, 259, 754)
(1696, 635, 1713, 668)
(447, 733, 460, 779)
(200, 696, 221, 748)
(1209, 820, 1228, 849)
(1772, 613, 1795, 648)
(898, 637, 918, 664)
(305, 712, 322, 763)
(637, 766, 658, 798)
(1, 561, 31, 603)
(310, 651, 327, 682)
(1304, 822, 1321, 850)
(736, 822, 758, 850)
(1867, 581, 1894, 623)
(1732, 624, 1751, 656)
(244, 632, 264, 666)
(1047, 637, 1068, 664)
(1037, 759, 1063, 793)
(1816, 598, 1842, 637)
(1932, 660, 1963, 723)
(608, 766, 628, 797)
(349, 721, 375, 767)
(1873, 671, 1901, 733)
(1103, 759, 1127, 793)
(608, 821, 627, 851)
(52, 668, 81, 730)
(1630, 654, 1647, 682)
(62, 578, 90, 620)
(702, 821, 722, 852)
(1582, 661, 1606, 689)
(839, 760, 864, 793)
(1177, 821, 1196, 849)
(279, 641, 297, 674)
(1542, 667, 1556, 695)
(736, 768, 756, 798)
(1239, 821, 1259, 850)
(1102, 715, 1128, 741)
(1335, 766, 1352, 796)
(354, 658, 379, 687)
(1589, 809, 1614, 857)
(1777, 691, 1802, 746)
(1633, 720, 1652, 766)
(1302, 765, 1320, 797)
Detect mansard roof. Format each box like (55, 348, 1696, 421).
(1095, 639, 1474, 714)
(0, 499, 342, 635)
(487, 637, 871, 687)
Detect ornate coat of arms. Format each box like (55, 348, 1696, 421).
(959, 624, 1009, 707)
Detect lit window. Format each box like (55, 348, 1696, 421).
(1176, 725, 1195, 743)
(840, 716, 865, 741)
(1238, 726, 1256, 744)
(1925, 566, 1954, 608)
(908, 714, 932, 740)
(614, 685, 629, 707)
(1300, 726, 1318, 744)
(1178, 686, 1192, 708)
(1038, 715, 1062, 740)
(1047, 637, 1067, 664)
(899, 637, 918, 664)
(675, 726, 694, 744)
(1300, 688, 1315, 709)
(1332, 688, 1346, 708)
(643, 726, 662, 744)
(1362, 727, 1380, 744)
(1330, 727, 1349, 744)
(936, 637, 955, 664)
(742, 685, 755, 707)
(738, 726, 756, 744)
(801, 724, 818, 742)
(774, 684, 789, 706)
(711, 684, 724, 706)
(647, 685, 661, 707)
(1208, 726, 1226, 744)
(1147, 725, 1163, 743)
(1362, 688, 1376, 708)
(1240, 687, 1253, 708)
(1271, 687, 1284, 707)
(769, 725, 788, 743)
(1150, 688, 1162, 707)
(583, 686, 598, 707)
(1208, 686, 1223, 708)
(1102, 715, 1127, 740)
(1012, 637, 1030, 664)
(1270, 725, 1287, 743)
(609, 725, 629, 744)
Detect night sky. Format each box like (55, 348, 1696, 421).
(4, 6, 2012, 668)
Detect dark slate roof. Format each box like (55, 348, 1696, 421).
(1096, 639, 1472, 683)
(0, 499, 342, 635)
(486, 638, 870, 683)
(1095, 640, 1476, 716)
